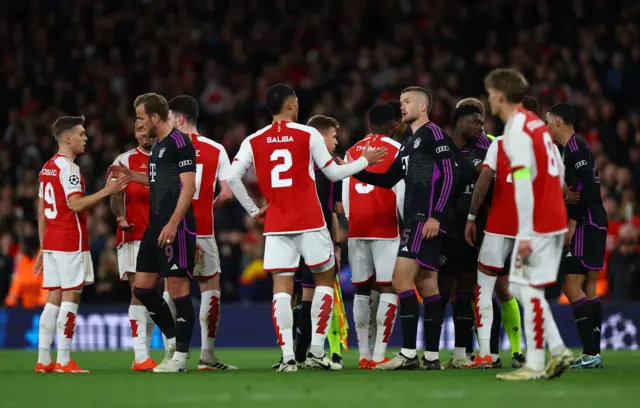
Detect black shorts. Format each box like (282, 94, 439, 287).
(561, 224, 607, 275)
(398, 220, 444, 271)
(136, 226, 196, 278)
(294, 260, 315, 289)
(440, 237, 477, 276)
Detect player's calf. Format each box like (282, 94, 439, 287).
(35, 290, 62, 372)
(416, 268, 443, 367)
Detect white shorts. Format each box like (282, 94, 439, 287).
(478, 233, 515, 271)
(117, 241, 141, 280)
(194, 236, 221, 277)
(264, 228, 334, 274)
(349, 237, 400, 285)
(509, 234, 563, 288)
(43, 251, 94, 291)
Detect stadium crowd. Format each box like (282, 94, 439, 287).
(1, 0, 640, 306)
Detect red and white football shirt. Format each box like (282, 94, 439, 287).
(503, 107, 568, 236)
(232, 121, 334, 235)
(483, 137, 517, 237)
(38, 154, 89, 252)
(190, 134, 231, 237)
(343, 134, 404, 239)
(113, 148, 150, 246)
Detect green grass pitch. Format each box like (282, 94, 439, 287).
(1, 349, 639, 408)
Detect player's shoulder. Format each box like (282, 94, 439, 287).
(167, 129, 193, 149)
(52, 154, 79, 173)
(286, 122, 320, 136)
(379, 136, 401, 150)
(475, 133, 493, 150)
(194, 134, 226, 152)
(420, 121, 447, 141)
(244, 124, 274, 144)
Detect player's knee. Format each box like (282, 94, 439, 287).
(165, 277, 190, 298)
(302, 287, 315, 301)
(198, 274, 220, 292)
(47, 289, 62, 307)
(377, 283, 394, 294)
(61, 289, 81, 304)
(353, 280, 373, 296)
(311, 268, 334, 287)
(494, 277, 512, 301)
(392, 273, 412, 293)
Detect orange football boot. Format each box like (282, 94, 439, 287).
(132, 358, 158, 372)
(55, 359, 90, 373)
(465, 354, 492, 369)
(34, 362, 55, 373)
(359, 358, 372, 369)
(369, 357, 390, 369)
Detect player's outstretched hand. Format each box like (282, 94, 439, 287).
(517, 239, 533, 260)
(109, 161, 132, 179)
(465, 220, 476, 247)
(33, 251, 43, 276)
(255, 204, 269, 224)
(422, 218, 440, 240)
(335, 157, 346, 165)
(116, 216, 135, 231)
(565, 187, 580, 204)
(361, 143, 387, 165)
(158, 221, 178, 248)
(105, 172, 129, 194)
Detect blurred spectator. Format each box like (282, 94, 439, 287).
(4, 233, 47, 309)
(608, 224, 640, 301)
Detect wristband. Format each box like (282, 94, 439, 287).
(467, 214, 476, 221)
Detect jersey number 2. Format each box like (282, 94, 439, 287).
(271, 149, 293, 188)
(43, 182, 58, 219)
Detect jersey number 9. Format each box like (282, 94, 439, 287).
(43, 182, 58, 219)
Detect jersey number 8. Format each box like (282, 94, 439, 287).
(506, 132, 559, 182)
(271, 149, 293, 188)
(43, 182, 58, 219)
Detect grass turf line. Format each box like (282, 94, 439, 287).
(1, 349, 639, 408)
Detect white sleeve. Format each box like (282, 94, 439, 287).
(393, 179, 405, 221)
(227, 140, 259, 217)
(113, 153, 129, 168)
(342, 155, 350, 219)
(38, 180, 43, 198)
(482, 139, 498, 171)
(504, 120, 534, 238)
(217, 148, 231, 181)
(309, 128, 334, 169)
(60, 163, 83, 198)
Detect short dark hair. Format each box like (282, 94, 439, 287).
(306, 115, 340, 132)
(387, 101, 402, 121)
(52, 116, 85, 139)
(133, 93, 169, 121)
(368, 104, 395, 127)
(168, 95, 199, 124)
(452, 104, 482, 125)
(522, 95, 541, 117)
(266, 83, 296, 115)
(401, 86, 432, 113)
(456, 98, 486, 118)
(484, 68, 529, 103)
(548, 104, 576, 125)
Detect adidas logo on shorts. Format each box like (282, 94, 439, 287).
(171, 264, 179, 270)
(401, 246, 409, 252)
(566, 252, 572, 257)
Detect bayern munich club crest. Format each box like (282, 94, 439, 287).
(159, 147, 166, 158)
(69, 174, 80, 186)
(414, 138, 421, 149)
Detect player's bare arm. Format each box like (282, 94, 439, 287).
(68, 174, 128, 214)
(112, 161, 149, 186)
(465, 166, 494, 246)
(110, 191, 134, 231)
(158, 171, 196, 247)
(34, 196, 45, 275)
(211, 180, 233, 213)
